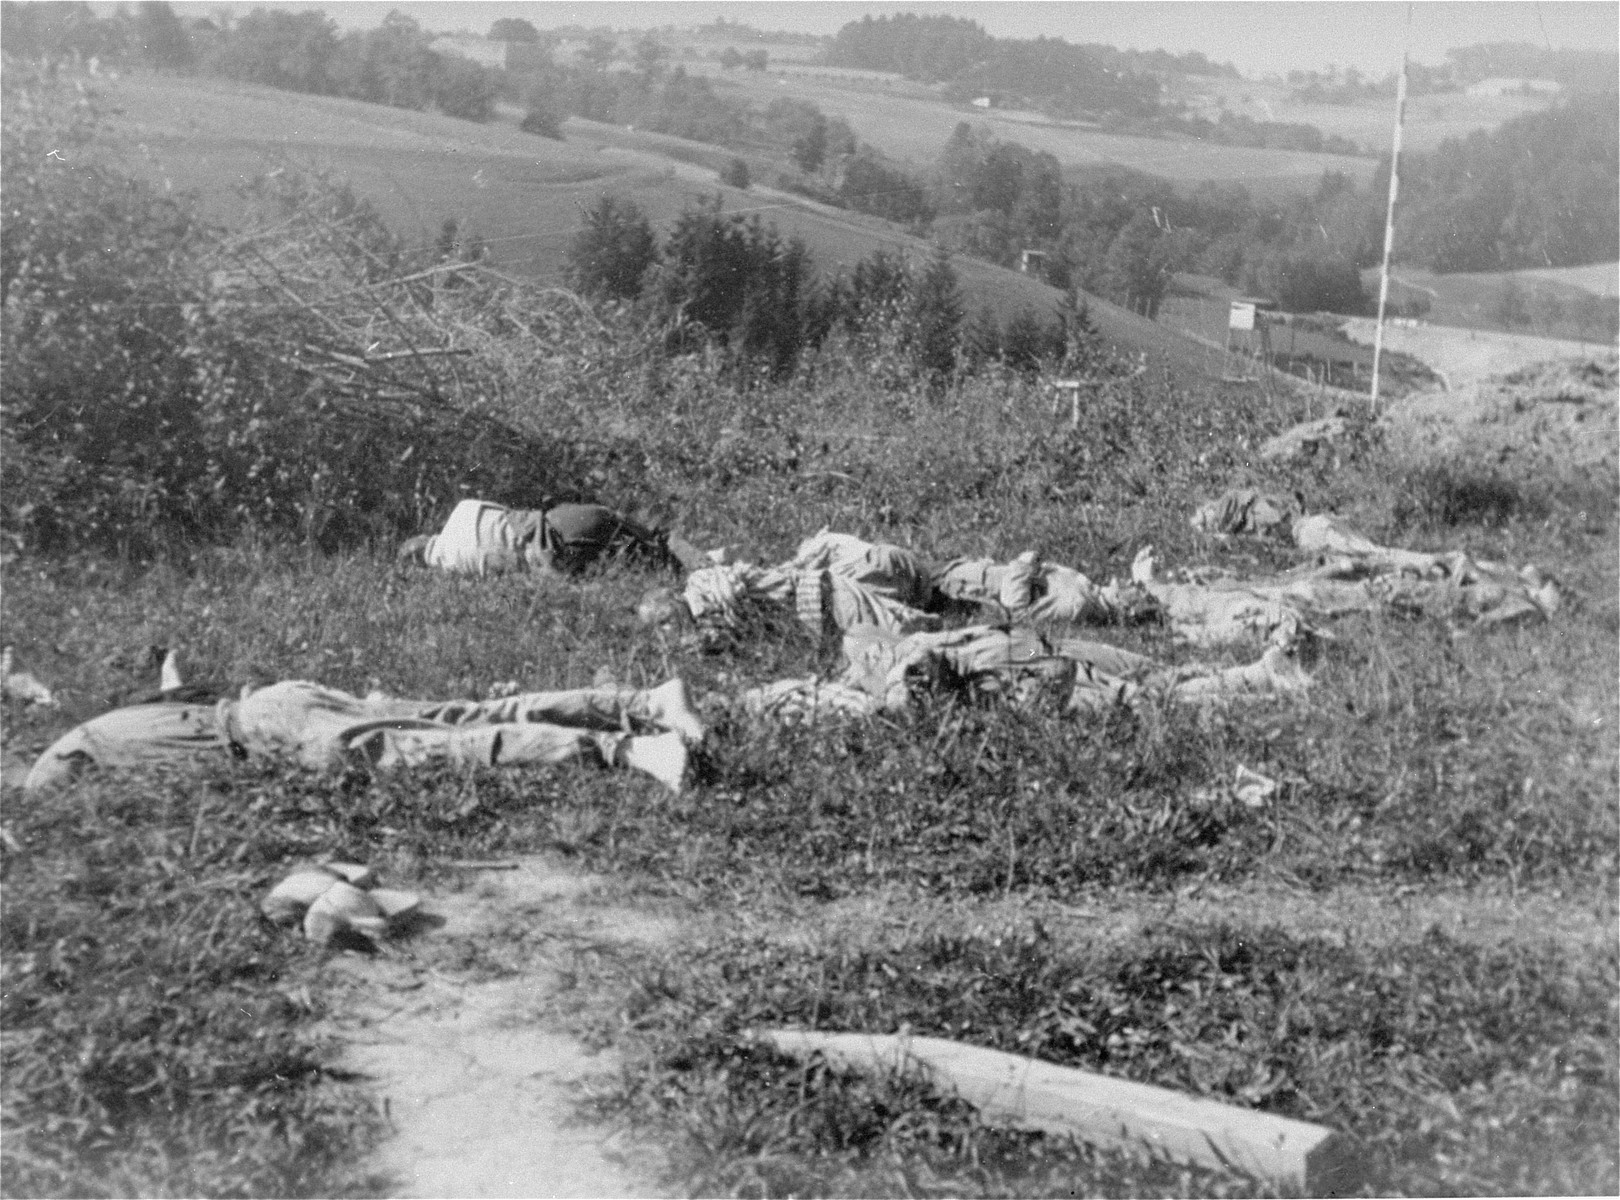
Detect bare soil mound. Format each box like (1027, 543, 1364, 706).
(1378, 355, 1619, 474)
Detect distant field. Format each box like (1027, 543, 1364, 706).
(703, 69, 1377, 193)
(1341, 316, 1603, 389)
(1363, 265, 1620, 343)
(1515, 262, 1620, 298)
(91, 72, 1217, 383)
(1173, 75, 1556, 155)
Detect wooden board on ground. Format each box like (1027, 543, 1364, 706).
(754, 1028, 1357, 1194)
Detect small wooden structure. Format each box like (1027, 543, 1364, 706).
(1222, 296, 1276, 387)
(755, 1029, 1356, 1193)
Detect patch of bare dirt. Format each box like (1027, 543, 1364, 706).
(317, 857, 683, 1199)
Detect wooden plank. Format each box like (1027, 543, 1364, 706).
(753, 1029, 1356, 1194)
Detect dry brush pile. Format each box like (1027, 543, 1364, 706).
(1, 65, 664, 558)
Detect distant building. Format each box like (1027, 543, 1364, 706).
(1464, 77, 1562, 98)
(971, 96, 992, 108)
(431, 36, 510, 70)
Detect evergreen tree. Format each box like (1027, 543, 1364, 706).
(565, 195, 658, 300)
(905, 245, 962, 382)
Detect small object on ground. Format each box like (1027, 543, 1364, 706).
(2, 646, 57, 708)
(1233, 765, 1279, 808)
(159, 648, 183, 693)
(1259, 414, 1349, 463)
(261, 862, 421, 948)
(753, 1029, 1354, 1193)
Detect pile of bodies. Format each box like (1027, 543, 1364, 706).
(20, 493, 1561, 804)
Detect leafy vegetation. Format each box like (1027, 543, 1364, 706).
(1395, 91, 1620, 272)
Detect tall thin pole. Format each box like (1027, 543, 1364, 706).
(1370, 4, 1414, 409)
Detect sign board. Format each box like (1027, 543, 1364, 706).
(1228, 302, 1257, 332)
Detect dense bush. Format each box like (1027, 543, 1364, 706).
(658, 199, 815, 378)
(0, 68, 582, 556)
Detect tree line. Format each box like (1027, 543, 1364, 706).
(563, 193, 1085, 385)
(924, 88, 1617, 317)
(0, 2, 501, 121)
(823, 12, 1354, 153)
(8, 2, 1610, 320)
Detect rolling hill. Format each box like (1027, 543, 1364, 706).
(693, 63, 1378, 195)
(90, 71, 1220, 384)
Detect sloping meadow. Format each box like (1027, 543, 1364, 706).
(4, 67, 1617, 1200)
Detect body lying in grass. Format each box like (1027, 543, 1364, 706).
(23, 677, 705, 796)
(1156, 500, 1561, 644)
(652, 530, 1159, 641)
(398, 498, 702, 577)
(743, 623, 1312, 720)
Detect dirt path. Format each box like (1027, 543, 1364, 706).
(318, 857, 680, 1199)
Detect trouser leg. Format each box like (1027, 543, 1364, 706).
(348, 723, 684, 792)
(406, 680, 706, 744)
(353, 724, 622, 770)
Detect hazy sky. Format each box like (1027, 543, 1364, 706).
(188, 2, 1619, 78)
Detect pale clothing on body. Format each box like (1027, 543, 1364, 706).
(25, 678, 703, 795)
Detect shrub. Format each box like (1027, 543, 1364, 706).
(1251, 250, 1366, 314)
(658, 197, 813, 378)
(1392, 460, 1535, 528)
(903, 245, 964, 383)
(565, 193, 658, 300)
(434, 52, 497, 122)
(720, 156, 750, 189)
(520, 99, 565, 139)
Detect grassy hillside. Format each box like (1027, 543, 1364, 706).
(93, 71, 1219, 383)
